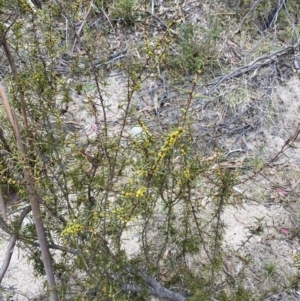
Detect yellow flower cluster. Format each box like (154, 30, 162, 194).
(92, 211, 104, 220)
(6, 178, 17, 185)
(89, 208, 132, 224)
(61, 222, 84, 237)
(183, 168, 190, 180)
(157, 127, 183, 161)
(111, 207, 132, 222)
(121, 191, 134, 198)
(148, 127, 183, 175)
(102, 285, 121, 301)
(180, 144, 186, 156)
(135, 186, 146, 198)
(120, 186, 146, 199)
(135, 169, 146, 177)
(215, 167, 224, 180)
(138, 120, 153, 140)
(17, 0, 32, 12)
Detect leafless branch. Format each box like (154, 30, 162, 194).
(0, 206, 31, 283)
(0, 187, 7, 222)
(122, 272, 186, 301)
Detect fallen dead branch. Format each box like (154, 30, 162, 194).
(206, 37, 300, 94)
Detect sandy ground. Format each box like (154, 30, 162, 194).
(0, 235, 44, 301)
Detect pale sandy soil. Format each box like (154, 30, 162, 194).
(0, 234, 44, 301)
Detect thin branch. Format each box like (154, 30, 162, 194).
(239, 123, 300, 185)
(0, 187, 7, 222)
(236, 0, 262, 32)
(0, 206, 31, 283)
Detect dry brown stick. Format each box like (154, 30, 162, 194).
(207, 37, 300, 94)
(0, 84, 58, 301)
(100, 7, 114, 32)
(0, 187, 7, 222)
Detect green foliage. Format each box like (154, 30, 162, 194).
(110, 0, 137, 25)
(263, 263, 276, 277)
(293, 252, 300, 271)
(163, 23, 204, 74)
(162, 22, 219, 76)
(223, 87, 248, 110)
(95, 0, 110, 10)
(217, 285, 254, 301)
